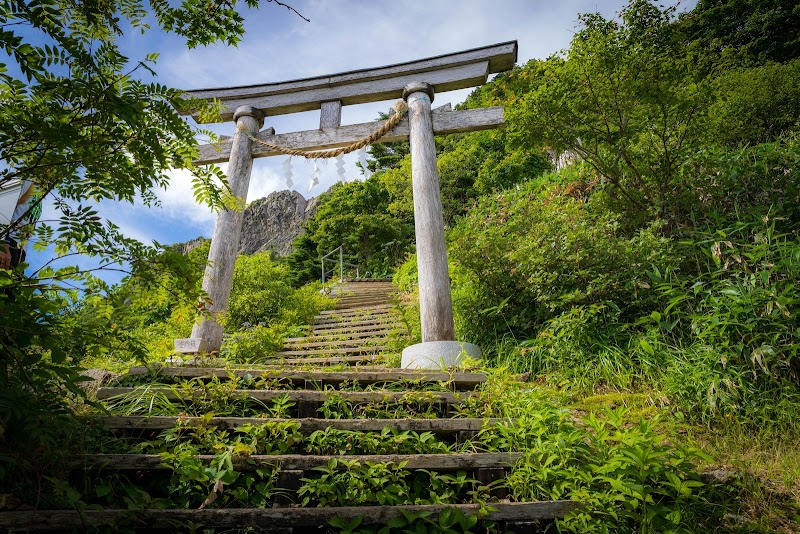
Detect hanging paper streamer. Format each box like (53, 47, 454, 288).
(335, 154, 346, 182)
(282, 156, 294, 188)
(308, 160, 320, 192)
(357, 146, 372, 179)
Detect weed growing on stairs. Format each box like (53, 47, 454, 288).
(298, 458, 487, 507)
(305, 427, 453, 455)
(329, 507, 495, 534)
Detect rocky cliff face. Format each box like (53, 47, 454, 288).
(182, 189, 317, 257)
(239, 190, 317, 256)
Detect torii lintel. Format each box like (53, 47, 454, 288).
(181, 41, 517, 122)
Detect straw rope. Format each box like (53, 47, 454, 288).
(238, 100, 409, 159)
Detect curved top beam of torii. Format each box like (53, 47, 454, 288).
(187, 41, 517, 166)
(180, 41, 517, 122)
(175, 42, 518, 363)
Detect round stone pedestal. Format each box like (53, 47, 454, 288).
(401, 341, 481, 369)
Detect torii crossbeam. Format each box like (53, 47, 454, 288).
(174, 41, 518, 369)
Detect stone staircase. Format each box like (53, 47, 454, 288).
(0, 279, 578, 531)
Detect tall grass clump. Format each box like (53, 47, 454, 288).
(649, 213, 800, 429)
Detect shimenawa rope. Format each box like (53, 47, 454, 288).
(237, 100, 408, 159)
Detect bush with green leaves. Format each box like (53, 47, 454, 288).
(648, 213, 800, 428)
(508, 1, 711, 221)
(503, 408, 717, 533)
(705, 60, 800, 147)
(447, 177, 672, 349)
(678, 136, 800, 225)
(225, 251, 329, 328)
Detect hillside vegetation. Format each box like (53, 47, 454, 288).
(2, 0, 800, 532)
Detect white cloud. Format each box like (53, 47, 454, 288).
(156, 168, 218, 230)
(247, 161, 286, 201)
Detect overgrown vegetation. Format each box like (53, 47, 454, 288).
(8, 372, 744, 533)
(2, 0, 800, 531)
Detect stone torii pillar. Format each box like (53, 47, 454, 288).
(175, 105, 264, 354)
(399, 82, 480, 369)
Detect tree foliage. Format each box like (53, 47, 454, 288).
(680, 0, 800, 65)
(0, 0, 298, 462)
(510, 1, 710, 221)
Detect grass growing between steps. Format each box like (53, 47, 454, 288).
(1, 367, 769, 533)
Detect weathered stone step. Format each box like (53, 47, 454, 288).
(317, 304, 393, 316)
(334, 301, 394, 310)
(284, 328, 400, 343)
(282, 337, 387, 350)
(0, 501, 580, 530)
(274, 345, 389, 357)
(311, 319, 404, 333)
(279, 354, 382, 365)
(125, 367, 486, 389)
(70, 452, 522, 471)
(312, 313, 401, 326)
(96, 387, 468, 405)
(88, 416, 500, 434)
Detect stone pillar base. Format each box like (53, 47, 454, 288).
(401, 341, 481, 370)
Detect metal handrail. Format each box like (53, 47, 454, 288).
(321, 245, 359, 283)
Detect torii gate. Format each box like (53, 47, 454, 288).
(174, 41, 517, 368)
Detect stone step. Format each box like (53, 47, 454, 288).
(88, 416, 501, 434)
(282, 337, 389, 350)
(312, 313, 401, 326)
(284, 328, 400, 343)
(124, 367, 486, 389)
(0, 502, 580, 531)
(274, 346, 389, 357)
(70, 452, 522, 471)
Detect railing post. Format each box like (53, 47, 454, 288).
(321, 258, 326, 283)
(339, 246, 343, 282)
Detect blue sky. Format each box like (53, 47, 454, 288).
(25, 0, 695, 283)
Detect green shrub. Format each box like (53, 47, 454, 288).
(515, 305, 666, 390)
(219, 324, 286, 363)
(649, 213, 800, 428)
(449, 178, 672, 349)
(678, 137, 800, 225)
(226, 252, 296, 328)
(706, 60, 800, 147)
(504, 408, 717, 533)
(474, 147, 551, 194)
